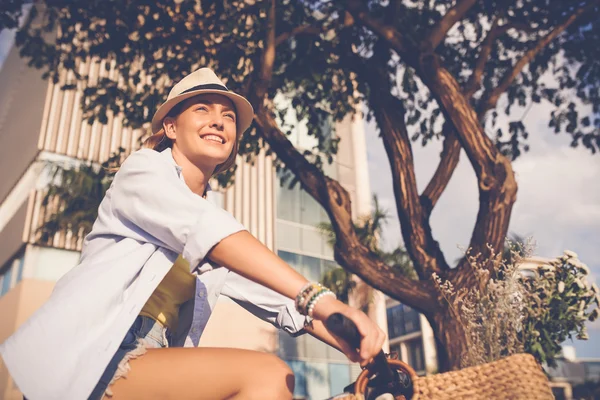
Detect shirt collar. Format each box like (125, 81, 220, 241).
(160, 147, 212, 193)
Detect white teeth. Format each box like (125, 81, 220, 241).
(202, 135, 223, 144)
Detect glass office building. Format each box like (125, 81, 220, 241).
(385, 298, 438, 376)
(276, 174, 362, 399)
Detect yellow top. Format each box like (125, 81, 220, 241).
(139, 255, 196, 330)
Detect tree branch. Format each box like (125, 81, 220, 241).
(420, 124, 461, 215)
(343, 0, 415, 58)
(422, 0, 479, 51)
(372, 95, 450, 276)
(260, 0, 276, 84)
(253, 107, 437, 311)
(462, 18, 537, 98)
(463, 16, 500, 98)
(478, 2, 595, 116)
(358, 55, 450, 276)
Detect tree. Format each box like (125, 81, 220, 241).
(319, 195, 416, 309)
(34, 149, 125, 245)
(4, 0, 598, 370)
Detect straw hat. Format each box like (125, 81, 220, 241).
(151, 68, 254, 134)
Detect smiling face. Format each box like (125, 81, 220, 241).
(163, 93, 237, 172)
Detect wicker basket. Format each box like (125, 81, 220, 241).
(336, 353, 554, 400)
(411, 353, 554, 399)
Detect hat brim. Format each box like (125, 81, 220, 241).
(151, 89, 254, 135)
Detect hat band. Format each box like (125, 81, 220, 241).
(180, 83, 228, 95)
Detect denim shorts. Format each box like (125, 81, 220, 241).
(88, 315, 171, 400)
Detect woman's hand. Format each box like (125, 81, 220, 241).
(311, 296, 386, 367)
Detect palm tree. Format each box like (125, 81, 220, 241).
(36, 149, 125, 245)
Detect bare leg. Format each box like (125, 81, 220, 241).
(108, 347, 294, 400)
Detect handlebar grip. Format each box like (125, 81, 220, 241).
(326, 313, 409, 397)
(325, 313, 362, 349)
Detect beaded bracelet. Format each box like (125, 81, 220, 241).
(294, 282, 336, 316)
(307, 290, 337, 318)
(295, 282, 315, 308)
(304, 287, 329, 311)
(295, 282, 323, 314)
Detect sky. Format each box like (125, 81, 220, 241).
(364, 97, 600, 358)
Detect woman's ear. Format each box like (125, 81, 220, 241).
(163, 117, 177, 140)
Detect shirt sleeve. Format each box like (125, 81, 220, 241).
(110, 149, 246, 268)
(220, 270, 308, 336)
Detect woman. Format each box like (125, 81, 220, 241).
(0, 68, 385, 400)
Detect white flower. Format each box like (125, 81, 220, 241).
(558, 281, 565, 293)
(564, 250, 578, 258)
(592, 283, 600, 294)
(575, 279, 586, 290)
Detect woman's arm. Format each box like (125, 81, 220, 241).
(208, 231, 386, 366)
(303, 320, 344, 352)
(208, 231, 309, 300)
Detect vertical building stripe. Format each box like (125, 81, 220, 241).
(257, 147, 266, 244)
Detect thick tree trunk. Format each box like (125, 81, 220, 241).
(425, 306, 468, 371)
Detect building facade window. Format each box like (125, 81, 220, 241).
(0, 247, 25, 297)
(406, 338, 425, 372)
(282, 357, 355, 399)
(389, 339, 426, 374)
(276, 181, 353, 398)
(276, 170, 330, 227)
(386, 303, 421, 339)
(274, 117, 358, 397)
(0, 266, 12, 296)
(276, 249, 352, 398)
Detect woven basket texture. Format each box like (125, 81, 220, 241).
(412, 353, 554, 400)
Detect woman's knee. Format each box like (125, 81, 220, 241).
(248, 354, 294, 399)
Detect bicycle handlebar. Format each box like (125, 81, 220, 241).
(325, 313, 398, 390)
(325, 312, 362, 348)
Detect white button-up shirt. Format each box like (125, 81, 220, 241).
(0, 148, 306, 400)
